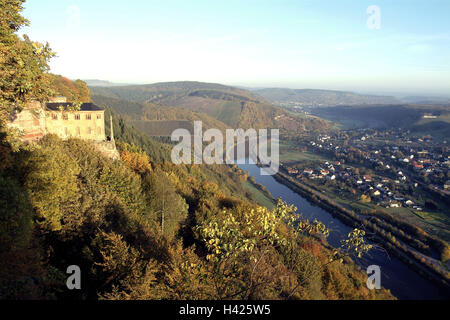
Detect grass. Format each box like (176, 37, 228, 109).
(280, 151, 327, 163)
(411, 209, 450, 228)
(279, 140, 330, 163)
(384, 207, 450, 241)
(241, 180, 275, 210)
(408, 113, 450, 141)
(310, 113, 373, 130)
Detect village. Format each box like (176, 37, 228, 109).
(281, 127, 450, 215)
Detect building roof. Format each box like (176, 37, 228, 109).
(46, 102, 104, 112)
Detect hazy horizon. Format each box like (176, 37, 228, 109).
(82, 78, 450, 99)
(22, 0, 450, 96)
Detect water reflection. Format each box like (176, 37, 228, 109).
(237, 159, 449, 300)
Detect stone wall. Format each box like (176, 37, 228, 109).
(7, 101, 118, 160)
(94, 141, 120, 160)
(7, 102, 105, 142)
(45, 110, 106, 142)
(7, 101, 46, 142)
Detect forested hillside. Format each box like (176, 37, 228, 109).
(90, 83, 330, 136)
(90, 81, 273, 128)
(0, 0, 394, 301)
(309, 104, 450, 136)
(0, 125, 395, 300)
(92, 95, 229, 135)
(254, 88, 400, 106)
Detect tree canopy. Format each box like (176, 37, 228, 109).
(0, 0, 54, 123)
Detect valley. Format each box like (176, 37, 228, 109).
(2, 0, 450, 306)
(89, 81, 450, 299)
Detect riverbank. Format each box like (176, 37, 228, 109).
(272, 169, 450, 294)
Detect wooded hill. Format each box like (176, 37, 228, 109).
(254, 88, 401, 106)
(308, 104, 450, 137)
(92, 94, 230, 136)
(90, 82, 330, 136)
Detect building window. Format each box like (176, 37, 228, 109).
(52, 114, 58, 120)
(75, 114, 81, 120)
(64, 127, 69, 136)
(97, 114, 102, 120)
(76, 127, 81, 135)
(63, 114, 69, 120)
(87, 127, 92, 135)
(86, 114, 92, 120)
(98, 127, 102, 135)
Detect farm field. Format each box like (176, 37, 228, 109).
(279, 140, 330, 163)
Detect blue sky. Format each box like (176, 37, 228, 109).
(21, 0, 450, 95)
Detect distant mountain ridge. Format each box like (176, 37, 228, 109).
(90, 81, 267, 128)
(401, 96, 450, 105)
(84, 79, 134, 87)
(89, 81, 330, 135)
(253, 88, 401, 107)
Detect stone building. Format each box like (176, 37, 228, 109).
(7, 97, 119, 159)
(46, 100, 106, 142)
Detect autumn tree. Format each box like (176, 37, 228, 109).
(195, 200, 373, 299)
(120, 149, 152, 175)
(145, 171, 188, 239)
(24, 135, 81, 231)
(0, 0, 54, 123)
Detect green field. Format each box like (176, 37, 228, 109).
(409, 113, 450, 140)
(280, 140, 329, 163)
(280, 150, 328, 163)
(241, 181, 275, 210)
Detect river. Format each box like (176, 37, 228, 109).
(237, 160, 449, 300)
